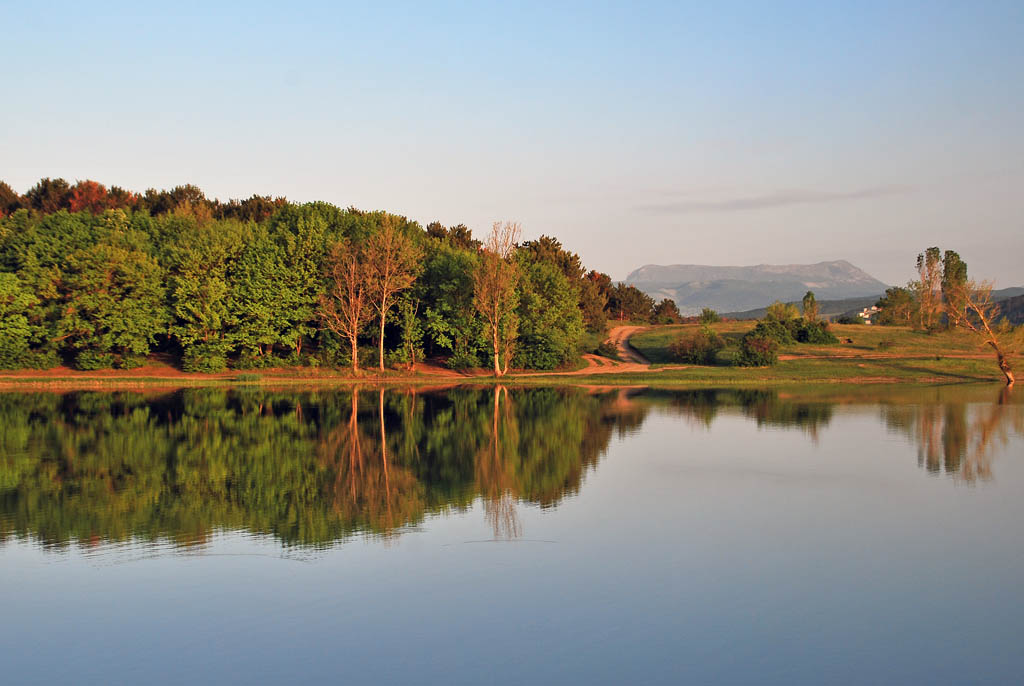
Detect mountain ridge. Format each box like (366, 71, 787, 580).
(625, 260, 889, 315)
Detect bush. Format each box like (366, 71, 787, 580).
(447, 349, 480, 370)
(182, 345, 227, 373)
(231, 353, 274, 370)
(746, 319, 796, 345)
(115, 355, 146, 370)
(74, 351, 116, 370)
(794, 320, 838, 344)
(9, 349, 60, 370)
(594, 341, 618, 359)
(514, 334, 564, 370)
(668, 327, 724, 364)
(835, 315, 864, 325)
(736, 335, 779, 367)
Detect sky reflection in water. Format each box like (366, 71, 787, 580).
(1, 385, 1022, 685)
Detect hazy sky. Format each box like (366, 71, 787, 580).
(2, 1, 1022, 286)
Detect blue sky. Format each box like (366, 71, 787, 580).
(2, 0, 1022, 285)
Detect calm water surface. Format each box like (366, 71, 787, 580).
(1, 385, 1022, 684)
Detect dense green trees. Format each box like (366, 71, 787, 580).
(0, 178, 625, 372)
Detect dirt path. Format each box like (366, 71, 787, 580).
(605, 325, 650, 364)
(510, 326, 675, 377)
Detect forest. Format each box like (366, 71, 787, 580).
(0, 178, 669, 373)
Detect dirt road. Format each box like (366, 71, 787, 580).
(605, 325, 650, 364)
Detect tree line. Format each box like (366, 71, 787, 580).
(0, 177, 675, 373)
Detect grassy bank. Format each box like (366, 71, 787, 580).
(0, 323, 1014, 391)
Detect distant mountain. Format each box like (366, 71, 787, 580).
(625, 260, 889, 315)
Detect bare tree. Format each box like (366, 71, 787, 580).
(945, 279, 1017, 386)
(319, 240, 372, 374)
(473, 221, 521, 376)
(365, 217, 423, 371)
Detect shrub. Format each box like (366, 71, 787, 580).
(669, 327, 724, 364)
(835, 315, 864, 325)
(231, 353, 273, 370)
(15, 349, 60, 370)
(746, 320, 796, 345)
(794, 320, 838, 344)
(513, 334, 564, 370)
(594, 341, 618, 359)
(447, 349, 480, 370)
(736, 334, 779, 367)
(115, 355, 146, 370)
(182, 345, 227, 373)
(74, 351, 116, 370)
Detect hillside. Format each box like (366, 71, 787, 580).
(625, 260, 889, 314)
(997, 294, 1024, 324)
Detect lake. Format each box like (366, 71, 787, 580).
(1, 385, 1022, 684)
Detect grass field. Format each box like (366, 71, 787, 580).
(612, 322, 1016, 388)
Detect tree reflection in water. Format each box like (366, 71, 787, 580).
(0, 385, 1020, 550)
(882, 387, 1023, 482)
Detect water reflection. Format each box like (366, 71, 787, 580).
(881, 386, 1022, 482)
(0, 385, 1020, 550)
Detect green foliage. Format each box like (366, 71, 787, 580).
(514, 258, 585, 369)
(652, 298, 682, 324)
(836, 314, 864, 325)
(794, 320, 838, 344)
(875, 286, 916, 326)
(0, 273, 36, 368)
(420, 242, 484, 363)
(736, 334, 779, 367)
(595, 341, 619, 359)
(697, 307, 721, 324)
(764, 300, 801, 322)
(182, 344, 228, 373)
(608, 283, 654, 322)
(747, 319, 796, 345)
(668, 326, 724, 364)
(0, 178, 615, 372)
(396, 295, 424, 366)
(802, 291, 818, 322)
(74, 351, 117, 370)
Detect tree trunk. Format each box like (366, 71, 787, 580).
(350, 335, 359, 375)
(492, 323, 501, 376)
(379, 311, 386, 372)
(988, 340, 1015, 386)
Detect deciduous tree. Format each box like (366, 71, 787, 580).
(944, 278, 1017, 386)
(320, 240, 372, 373)
(365, 217, 423, 370)
(474, 221, 521, 376)
(802, 291, 818, 322)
